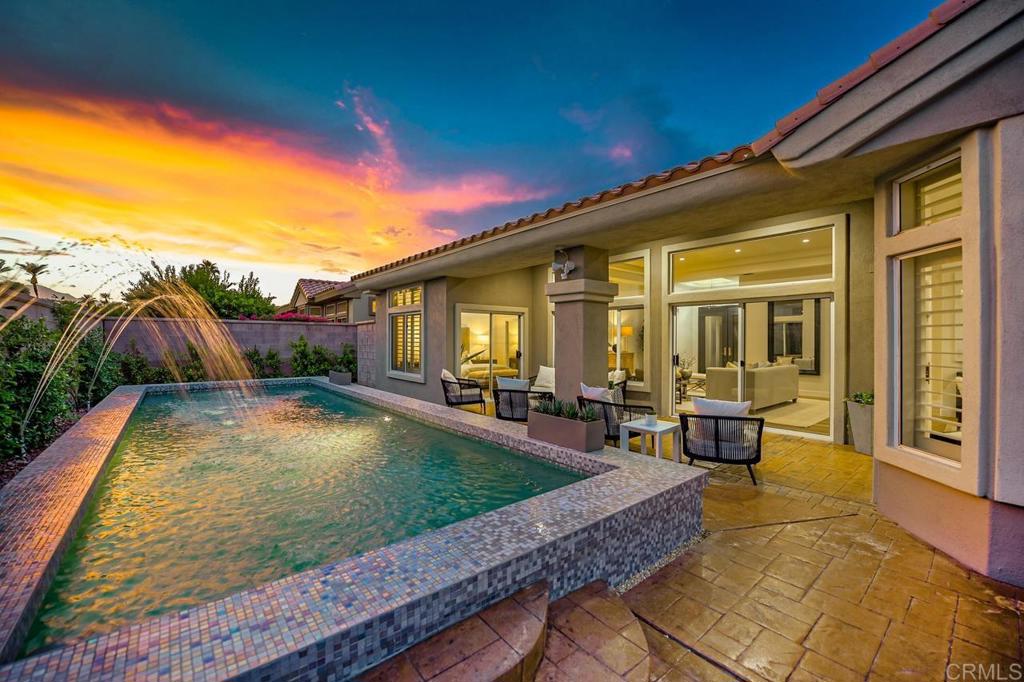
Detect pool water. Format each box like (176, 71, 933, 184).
(25, 385, 584, 653)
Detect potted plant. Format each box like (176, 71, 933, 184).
(846, 391, 874, 455)
(329, 343, 358, 385)
(528, 399, 605, 452)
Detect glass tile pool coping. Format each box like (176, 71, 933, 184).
(0, 378, 707, 681)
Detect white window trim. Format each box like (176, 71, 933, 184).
(609, 248, 651, 391)
(386, 282, 425, 383)
(874, 137, 986, 495)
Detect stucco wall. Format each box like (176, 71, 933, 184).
(1, 292, 59, 328)
(101, 317, 357, 375)
(372, 277, 448, 404)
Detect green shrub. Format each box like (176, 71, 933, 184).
(244, 346, 283, 379)
(289, 336, 354, 377)
(0, 317, 74, 458)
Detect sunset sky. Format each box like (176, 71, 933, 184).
(1, 0, 936, 302)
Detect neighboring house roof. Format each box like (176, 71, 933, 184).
(296, 278, 347, 299)
(351, 0, 982, 283)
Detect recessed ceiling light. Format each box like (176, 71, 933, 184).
(678, 256, 685, 261)
(734, 248, 742, 253)
(802, 238, 810, 243)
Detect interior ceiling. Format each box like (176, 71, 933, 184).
(365, 130, 960, 284)
(672, 227, 832, 282)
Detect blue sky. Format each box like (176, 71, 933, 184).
(0, 0, 939, 299)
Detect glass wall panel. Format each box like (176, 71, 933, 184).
(610, 257, 645, 297)
(671, 228, 832, 293)
(609, 308, 645, 383)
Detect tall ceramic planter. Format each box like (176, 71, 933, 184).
(527, 412, 605, 452)
(846, 400, 873, 455)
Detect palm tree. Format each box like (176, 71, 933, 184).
(17, 262, 49, 298)
(0, 259, 12, 280)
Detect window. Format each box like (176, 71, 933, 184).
(608, 308, 645, 383)
(388, 285, 423, 378)
(308, 305, 322, 317)
(390, 286, 422, 307)
(899, 245, 963, 461)
(671, 227, 832, 293)
(609, 257, 645, 297)
(325, 304, 336, 318)
(369, 296, 377, 316)
(896, 156, 962, 232)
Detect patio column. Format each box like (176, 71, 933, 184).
(546, 246, 618, 402)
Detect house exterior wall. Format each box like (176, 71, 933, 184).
(373, 277, 447, 404)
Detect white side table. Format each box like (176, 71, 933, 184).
(619, 418, 682, 463)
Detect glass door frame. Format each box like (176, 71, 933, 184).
(661, 213, 848, 443)
(669, 295, 836, 440)
(452, 304, 530, 390)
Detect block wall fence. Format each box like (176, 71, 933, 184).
(100, 317, 379, 379)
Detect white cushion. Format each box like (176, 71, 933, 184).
(693, 397, 751, 417)
(441, 368, 458, 383)
(497, 377, 529, 391)
(580, 382, 612, 402)
(533, 365, 556, 389)
(608, 369, 627, 384)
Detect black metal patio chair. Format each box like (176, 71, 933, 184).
(494, 389, 554, 422)
(441, 376, 486, 413)
(577, 396, 656, 447)
(679, 414, 765, 484)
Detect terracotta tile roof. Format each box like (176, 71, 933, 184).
(352, 144, 755, 280)
(296, 278, 347, 298)
(352, 0, 981, 282)
(751, 0, 984, 155)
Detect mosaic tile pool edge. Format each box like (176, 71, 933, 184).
(0, 378, 706, 681)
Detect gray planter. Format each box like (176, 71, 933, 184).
(846, 400, 873, 455)
(527, 411, 605, 452)
(329, 370, 352, 385)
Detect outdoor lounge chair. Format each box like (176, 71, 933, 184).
(577, 396, 656, 447)
(441, 375, 486, 413)
(679, 414, 765, 485)
(494, 388, 553, 422)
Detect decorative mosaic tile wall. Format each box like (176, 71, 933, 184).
(0, 378, 706, 681)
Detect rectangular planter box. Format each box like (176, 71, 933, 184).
(527, 411, 605, 452)
(329, 370, 352, 385)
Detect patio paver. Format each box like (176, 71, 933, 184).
(620, 433, 1024, 681)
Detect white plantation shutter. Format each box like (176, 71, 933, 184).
(899, 158, 962, 230)
(902, 246, 963, 460)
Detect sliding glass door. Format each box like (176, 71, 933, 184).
(457, 310, 523, 389)
(671, 297, 833, 437)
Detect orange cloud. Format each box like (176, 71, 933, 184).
(0, 84, 549, 280)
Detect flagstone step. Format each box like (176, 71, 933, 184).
(535, 581, 651, 681)
(359, 581, 549, 682)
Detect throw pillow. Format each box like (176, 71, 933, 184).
(580, 382, 612, 402)
(534, 365, 556, 388)
(441, 368, 458, 383)
(497, 377, 529, 391)
(691, 397, 751, 443)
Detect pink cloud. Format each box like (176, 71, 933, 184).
(607, 144, 634, 161)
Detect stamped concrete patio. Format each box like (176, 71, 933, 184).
(617, 432, 1024, 681)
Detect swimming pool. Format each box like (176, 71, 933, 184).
(24, 385, 584, 653)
